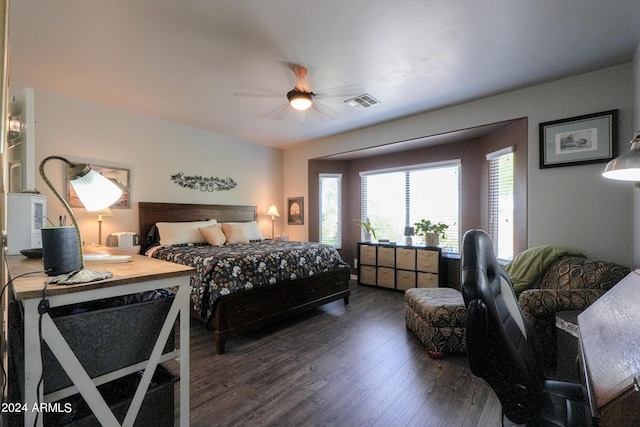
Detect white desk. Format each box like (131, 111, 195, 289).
(8, 254, 194, 427)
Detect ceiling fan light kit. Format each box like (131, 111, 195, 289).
(287, 89, 314, 111)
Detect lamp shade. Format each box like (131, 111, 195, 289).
(85, 207, 113, 217)
(603, 132, 640, 181)
(70, 169, 123, 210)
(266, 204, 280, 217)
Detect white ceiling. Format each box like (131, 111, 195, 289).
(8, 0, 640, 149)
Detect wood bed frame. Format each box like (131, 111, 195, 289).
(138, 202, 351, 354)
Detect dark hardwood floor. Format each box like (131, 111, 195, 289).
(170, 282, 501, 426)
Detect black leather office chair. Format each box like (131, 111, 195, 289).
(461, 229, 588, 427)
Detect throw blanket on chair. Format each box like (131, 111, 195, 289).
(504, 245, 584, 294)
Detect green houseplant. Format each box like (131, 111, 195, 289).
(353, 218, 376, 241)
(414, 219, 448, 247)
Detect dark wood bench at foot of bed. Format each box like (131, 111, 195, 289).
(139, 202, 351, 354)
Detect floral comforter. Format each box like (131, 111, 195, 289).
(149, 240, 349, 321)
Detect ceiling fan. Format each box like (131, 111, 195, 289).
(234, 63, 364, 121)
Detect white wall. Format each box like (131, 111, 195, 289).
(284, 63, 635, 267)
(25, 89, 284, 245)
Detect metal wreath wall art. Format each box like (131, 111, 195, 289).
(171, 172, 237, 192)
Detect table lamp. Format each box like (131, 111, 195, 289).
(86, 207, 113, 246)
(404, 226, 414, 245)
(266, 204, 280, 239)
(39, 156, 123, 284)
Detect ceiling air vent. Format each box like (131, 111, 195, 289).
(345, 94, 380, 110)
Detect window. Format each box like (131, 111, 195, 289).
(319, 174, 342, 248)
(487, 147, 514, 261)
(360, 161, 460, 253)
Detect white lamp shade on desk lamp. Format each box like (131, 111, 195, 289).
(71, 169, 123, 210)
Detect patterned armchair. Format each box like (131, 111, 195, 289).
(517, 255, 630, 369)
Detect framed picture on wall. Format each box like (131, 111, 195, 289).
(67, 164, 131, 208)
(539, 109, 618, 168)
(287, 197, 304, 225)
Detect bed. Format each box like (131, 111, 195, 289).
(138, 202, 351, 354)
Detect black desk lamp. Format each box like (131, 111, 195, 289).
(39, 156, 123, 284)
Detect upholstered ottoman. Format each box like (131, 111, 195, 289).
(405, 288, 467, 359)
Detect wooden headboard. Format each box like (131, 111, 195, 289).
(138, 202, 258, 251)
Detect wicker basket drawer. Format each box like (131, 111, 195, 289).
(417, 272, 439, 288)
(417, 249, 439, 273)
(9, 298, 175, 395)
(360, 265, 377, 285)
(360, 245, 377, 265)
(396, 270, 416, 291)
(396, 248, 416, 270)
(377, 247, 395, 267)
(377, 267, 395, 288)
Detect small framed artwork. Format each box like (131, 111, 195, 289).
(287, 197, 304, 225)
(539, 109, 617, 168)
(67, 164, 131, 208)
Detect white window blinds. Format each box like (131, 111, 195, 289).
(487, 147, 514, 261)
(360, 161, 460, 253)
(319, 174, 342, 248)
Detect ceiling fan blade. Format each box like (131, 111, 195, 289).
(234, 86, 284, 99)
(314, 83, 365, 100)
(263, 103, 291, 121)
(293, 109, 307, 123)
(309, 101, 341, 121)
(276, 105, 306, 122)
(235, 93, 283, 99)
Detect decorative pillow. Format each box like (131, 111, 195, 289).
(198, 224, 226, 246)
(538, 256, 630, 291)
(221, 223, 250, 244)
(156, 219, 217, 246)
(223, 221, 264, 241)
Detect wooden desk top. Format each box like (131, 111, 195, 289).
(7, 254, 194, 301)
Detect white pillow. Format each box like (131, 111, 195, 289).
(223, 221, 264, 241)
(156, 219, 217, 246)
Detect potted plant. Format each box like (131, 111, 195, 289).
(353, 218, 376, 241)
(414, 219, 449, 247)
